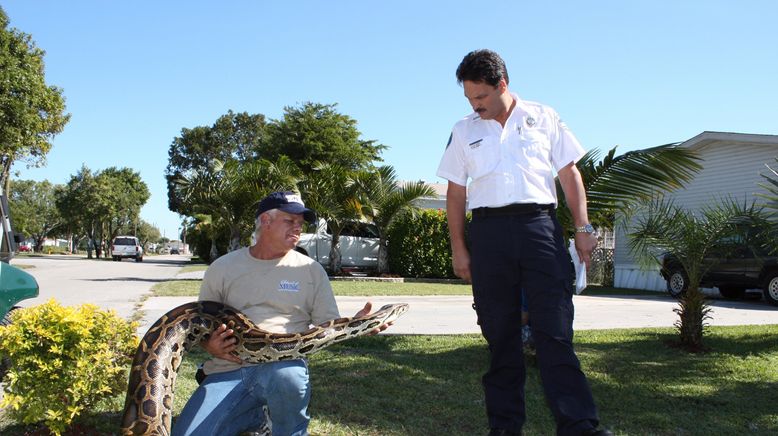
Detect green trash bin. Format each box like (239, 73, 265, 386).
(0, 262, 39, 320)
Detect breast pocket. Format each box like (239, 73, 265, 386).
(520, 129, 552, 168)
(465, 136, 500, 180)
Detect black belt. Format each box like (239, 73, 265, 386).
(471, 203, 554, 218)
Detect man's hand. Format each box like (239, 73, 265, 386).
(354, 302, 392, 335)
(574, 232, 598, 269)
(201, 323, 242, 363)
(452, 248, 472, 283)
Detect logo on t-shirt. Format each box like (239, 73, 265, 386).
(277, 280, 300, 292)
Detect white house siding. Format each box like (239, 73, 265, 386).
(614, 132, 778, 291)
(413, 182, 448, 210)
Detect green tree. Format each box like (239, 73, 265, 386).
(627, 198, 768, 350)
(135, 220, 161, 251)
(56, 166, 100, 258)
(353, 166, 436, 274)
(97, 167, 150, 249)
(556, 144, 702, 234)
(0, 7, 70, 191)
(7, 179, 62, 252)
(300, 163, 362, 274)
(172, 157, 300, 255)
(265, 102, 385, 174)
(56, 166, 149, 259)
(165, 111, 267, 214)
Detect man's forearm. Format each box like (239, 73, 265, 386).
(446, 182, 468, 252)
(557, 163, 589, 227)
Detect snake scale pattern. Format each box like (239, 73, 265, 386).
(121, 300, 409, 435)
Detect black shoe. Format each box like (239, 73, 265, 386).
(488, 429, 521, 436)
(583, 428, 614, 436)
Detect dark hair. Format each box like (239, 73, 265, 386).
(455, 49, 509, 87)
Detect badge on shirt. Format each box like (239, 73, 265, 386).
(277, 280, 300, 292)
(526, 116, 536, 127)
(468, 138, 483, 149)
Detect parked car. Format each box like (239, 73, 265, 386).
(111, 236, 143, 262)
(660, 242, 778, 306)
(296, 219, 380, 271)
(170, 248, 180, 255)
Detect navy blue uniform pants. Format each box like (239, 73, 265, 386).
(469, 208, 599, 435)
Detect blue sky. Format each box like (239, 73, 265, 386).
(4, 1, 777, 239)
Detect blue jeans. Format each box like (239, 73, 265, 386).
(173, 360, 311, 436)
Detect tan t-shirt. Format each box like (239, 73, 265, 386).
(199, 247, 339, 374)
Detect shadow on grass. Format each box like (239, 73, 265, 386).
(2, 327, 776, 435)
(0, 410, 124, 435)
(307, 329, 778, 435)
(576, 327, 778, 435)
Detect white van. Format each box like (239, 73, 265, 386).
(111, 236, 143, 262)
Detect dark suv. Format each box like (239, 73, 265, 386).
(660, 245, 778, 306)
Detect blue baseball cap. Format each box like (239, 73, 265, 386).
(256, 191, 316, 224)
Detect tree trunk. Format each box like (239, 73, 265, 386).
(377, 237, 389, 274)
(209, 238, 219, 262)
(674, 286, 710, 351)
(86, 223, 96, 259)
(34, 235, 45, 253)
(229, 225, 241, 252)
(329, 233, 342, 275)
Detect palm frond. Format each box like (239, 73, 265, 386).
(556, 143, 702, 233)
(756, 158, 778, 215)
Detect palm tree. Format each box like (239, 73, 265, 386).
(626, 197, 768, 350)
(173, 157, 300, 255)
(556, 144, 703, 234)
(299, 162, 362, 274)
(353, 165, 436, 274)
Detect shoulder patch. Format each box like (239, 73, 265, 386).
(446, 133, 453, 149)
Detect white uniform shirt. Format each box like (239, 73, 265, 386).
(436, 94, 585, 209)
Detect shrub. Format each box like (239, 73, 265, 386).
(387, 209, 469, 278)
(0, 299, 138, 435)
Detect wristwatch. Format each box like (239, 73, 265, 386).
(575, 223, 595, 234)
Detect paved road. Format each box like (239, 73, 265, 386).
(8, 256, 778, 337)
(10, 254, 189, 320)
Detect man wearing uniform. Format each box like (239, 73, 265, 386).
(437, 49, 611, 436)
(173, 191, 390, 436)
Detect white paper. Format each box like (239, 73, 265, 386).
(569, 241, 587, 294)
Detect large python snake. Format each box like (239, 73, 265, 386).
(121, 300, 409, 435)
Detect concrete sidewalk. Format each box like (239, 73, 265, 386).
(136, 292, 778, 337)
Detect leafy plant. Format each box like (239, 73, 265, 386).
(387, 209, 463, 278)
(556, 144, 702, 234)
(626, 197, 769, 350)
(757, 157, 778, 216)
(352, 165, 436, 274)
(0, 300, 137, 435)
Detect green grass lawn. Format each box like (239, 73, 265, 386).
(151, 278, 660, 298)
(178, 264, 208, 274)
(2, 325, 776, 435)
